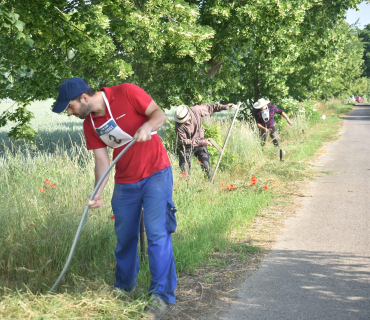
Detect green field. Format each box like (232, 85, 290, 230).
(0, 99, 348, 319)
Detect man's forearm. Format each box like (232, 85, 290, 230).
(94, 161, 110, 198)
(281, 112, 292, 124)
(145, 108, 167, 131)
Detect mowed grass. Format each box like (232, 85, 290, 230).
(0, 99, 348, 319)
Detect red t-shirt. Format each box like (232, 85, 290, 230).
(83, 83, 170, 183)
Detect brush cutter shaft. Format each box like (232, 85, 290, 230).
(49, 139, 137, 293)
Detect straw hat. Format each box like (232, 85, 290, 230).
(174, 105, 191, 123)
(253, 98, 270, 109)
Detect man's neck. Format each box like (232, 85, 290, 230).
(92, 91, 106, 116)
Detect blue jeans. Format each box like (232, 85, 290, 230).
(111, 166, 177, 304)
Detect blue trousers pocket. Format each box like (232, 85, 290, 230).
(166, 200, 177, 233)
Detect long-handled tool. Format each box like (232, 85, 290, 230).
(208, 138, 222, 153)
(266, 125, 292, 145)
(211, 102, 241, 184)
(49, 139, 137, 293)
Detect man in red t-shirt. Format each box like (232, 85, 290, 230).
(53, 77, 176, 319)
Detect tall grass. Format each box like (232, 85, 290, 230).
(0, 98, 348, 318)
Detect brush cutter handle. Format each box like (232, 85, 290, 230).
(49, 139, 137, 293)
(85, 199, 96, 206)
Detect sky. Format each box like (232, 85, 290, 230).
(346, 1, 370, 29)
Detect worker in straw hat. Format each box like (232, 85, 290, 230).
(174, 103, 233, 179)
(253, 98, 293, 147)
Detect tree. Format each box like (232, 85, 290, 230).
(0, 0, 364, 140)
(0, 0, 214, 140)
(359, 24, 370, 78)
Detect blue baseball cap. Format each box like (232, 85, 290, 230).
(52, 77, 90, 113)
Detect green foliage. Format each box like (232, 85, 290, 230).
(277, 98, 319, 125)
(0, 0, 365, 140)
(163, 119, 177, 153)
(359, 24, 370, 78)
(203, 122, 238, 170)
(203, 122, 222, 167)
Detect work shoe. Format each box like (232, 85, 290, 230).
(145, 296, 172, 320)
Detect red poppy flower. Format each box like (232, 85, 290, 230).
(227, 186, 231, 191)
(182, 172, 187, 177)
(230, 183, 235, 189)
(110, 215, 115, 220)
(49, 183, 56, 188)
(264, 185, 268, 190)
(252, 181, 257, 186)
(39, 188, 46, 193)
(43, 179, 50, 183)
(197, 161, 201, 164)
(50, 233, 53, 236)
(221, 183, 225, 187)
(30, 224, 35, 227)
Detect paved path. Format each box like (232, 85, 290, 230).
(219, 104, 370, 320)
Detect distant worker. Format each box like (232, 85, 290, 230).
(174, 103, 233, 179)
(253, 98, 293, 147)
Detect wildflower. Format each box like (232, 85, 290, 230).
(39, 188, 46, 193)
(182, 172, 187, 177)
(252, 181, 257, 186)
(49, 183, 56, 188)
(110, 215, 115, 220)
(50, 233, 53, 236)
(322, 115, 326, 120)
(274, 180, 277, 184)
(197, 161, 201, 164)
(221, 183, 225, 187)
(227, 186, 231, 191)
(230, 183, 235, 189)
(30, 224, 35, 227)
(43, 179, 50, 183)
(251, 176, 257, 183)
(264, 185, 268, 190)
(329, 111, 332, 113)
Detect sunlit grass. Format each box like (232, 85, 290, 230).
(0, 98, 350, 318)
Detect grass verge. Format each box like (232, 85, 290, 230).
(0, 98, 350, 319)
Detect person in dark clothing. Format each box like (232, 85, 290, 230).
(253, 98, 293, 147)
(174, 103, 233, 178)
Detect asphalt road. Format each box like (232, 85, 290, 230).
(218, 104, 370, 320)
